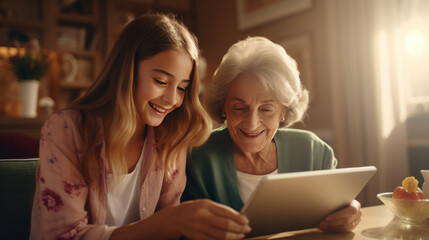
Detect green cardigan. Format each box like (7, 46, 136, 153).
(181, 127, 337, 211)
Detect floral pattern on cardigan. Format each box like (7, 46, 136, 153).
(30, 110, 187, 240)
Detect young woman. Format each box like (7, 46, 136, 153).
(30, 14, 250, 240)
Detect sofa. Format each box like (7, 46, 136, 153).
(0, 158, 39, 240)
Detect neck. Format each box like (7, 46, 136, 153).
(134, 120, 147, 140)
(125, 123, 146, 173)
(103, 112, 147, 173)
(234, 141, 278, 175)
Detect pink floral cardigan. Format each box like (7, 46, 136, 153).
(30, 110, 186, 240)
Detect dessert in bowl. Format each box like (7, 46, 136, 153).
(377, 192, 429, 223)
(378, 176, 429, 223)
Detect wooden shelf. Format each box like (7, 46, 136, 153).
(408, 139, 429, 147)
(105, 0, 197, 55)
(0, 18, 43, 30)
(1, 0, 197, 114)
(0, 0, 102, 112)
(0, 116, 45, 126)
(0, 116, 45, 140)
(59, 81, 91, 90)
(59, 49, 97, 59)
(57, 13, 97, 26)
(54, 0, 101, 107)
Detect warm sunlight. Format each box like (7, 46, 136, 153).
(374, 31, 398, 139)
(405, 31, 426, 55)
(402, 14, 429, 103)
(404, 29, 429, 100)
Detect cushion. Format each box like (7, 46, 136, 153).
(0, 133, 39, 159)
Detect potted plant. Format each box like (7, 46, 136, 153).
(9, 39, 50, 117)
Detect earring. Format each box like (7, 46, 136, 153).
(221, 112, 226, 118)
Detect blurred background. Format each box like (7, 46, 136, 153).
(0, 0, 428, 206)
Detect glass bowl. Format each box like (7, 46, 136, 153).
(377, 192, 429, 223)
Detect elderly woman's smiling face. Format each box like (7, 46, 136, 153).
(224, 74, 283, 154)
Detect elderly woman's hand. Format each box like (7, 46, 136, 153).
(318, 199, 362, 233)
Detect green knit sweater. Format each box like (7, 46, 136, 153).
(181, 127, 337, 211)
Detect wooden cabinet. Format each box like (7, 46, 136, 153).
(0, 0, 199, 147)
(105, 0, 197, 55)
(0, 0, 197, 112)
(0, 0, 103, 110)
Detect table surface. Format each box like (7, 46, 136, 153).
(247, 205, 429, 239)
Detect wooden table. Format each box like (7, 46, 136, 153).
(248, 205, 429, 239)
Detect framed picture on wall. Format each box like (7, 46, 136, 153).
(236, 0, 312, 31)
(57, 26, 87, 51)
(278, 35, 315, 100)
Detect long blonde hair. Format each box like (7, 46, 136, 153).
(68, 13, 211, 186)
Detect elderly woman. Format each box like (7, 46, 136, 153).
(181, 36, 361, 233)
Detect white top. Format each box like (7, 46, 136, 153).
(236, 169, 278, 203)
(105, 141, 145, 226)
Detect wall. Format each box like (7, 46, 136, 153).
(407, 113, 429, 187)
(193, 1, 429, 184)
(194, 0, 336, 146)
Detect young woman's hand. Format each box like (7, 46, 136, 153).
(166, 199, 251, 239)
(318, 199, 362, 233)
(110, 199, 251, 240)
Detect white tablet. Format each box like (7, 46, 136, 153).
(240, 166, 377, 238)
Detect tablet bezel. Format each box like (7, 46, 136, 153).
(240, 166, 377, 238)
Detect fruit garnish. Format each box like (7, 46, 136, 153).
(393, 176, 425, 200)
(402, 176, 419, 193)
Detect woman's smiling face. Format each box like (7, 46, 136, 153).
(134, 48, 193, 127)
(224, 74, 283, 154)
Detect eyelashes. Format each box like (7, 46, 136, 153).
(154, 78, 166, 85)
(177, 86, 186, 93)
(154, 78, 188, 93)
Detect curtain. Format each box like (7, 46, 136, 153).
(325, 0, 428, 206)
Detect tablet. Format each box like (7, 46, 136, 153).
(240, 166, 377, 238)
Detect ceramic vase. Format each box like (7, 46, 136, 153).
(19, 80, 39, 118)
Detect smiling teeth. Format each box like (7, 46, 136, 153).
(150, 103, 166, 113)
(246, 133, 259, 136)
